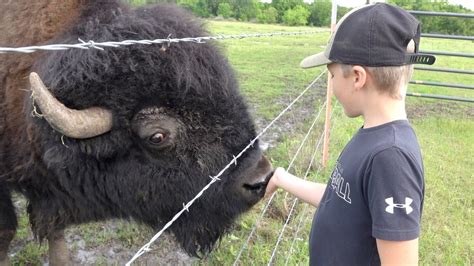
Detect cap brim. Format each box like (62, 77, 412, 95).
(300, 52, 332, 69)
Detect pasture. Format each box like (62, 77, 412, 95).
(9, 20, 473, 265)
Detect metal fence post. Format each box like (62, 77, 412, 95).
(407, 10, 474, 102)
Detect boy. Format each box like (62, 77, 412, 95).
(265, 3, 435, 265)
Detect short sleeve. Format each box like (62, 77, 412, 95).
(367, 147, 424, 241)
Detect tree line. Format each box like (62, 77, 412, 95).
(125, 0, 473, 35)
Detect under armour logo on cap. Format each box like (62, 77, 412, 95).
(385, 197, 413, 214)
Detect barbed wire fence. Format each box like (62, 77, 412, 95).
(267, 122, 325, 265)
(282, 102, 341, 266)
(233, 97, 328, 265)
(126, 69, 328, 265)
(0, 31, 329, 54)
(0, 29, 334, 265)
(267, 103, 340, 265)
(7, 5, 471, 266)
(233, 101, 340, 266)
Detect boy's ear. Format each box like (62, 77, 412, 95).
(351, 65, 367, 91)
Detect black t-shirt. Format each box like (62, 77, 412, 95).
(309, 120, 424, 265)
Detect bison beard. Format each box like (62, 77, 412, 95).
(0, 0, 272, 263)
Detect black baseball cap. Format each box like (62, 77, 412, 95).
(300, 3, 436, 68)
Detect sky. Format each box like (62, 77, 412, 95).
(322, 0, 474, 10)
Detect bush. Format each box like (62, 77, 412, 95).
(308, 0, 331, 26)
(217, 2, 233, 18)
(230, 0, 258, 21)
(177, 0, 210, 17)
(271, 0, 305, 22)
(257, 6, 278, 24)
(388, 0, 474, 36)
(282, 5, 310, 26)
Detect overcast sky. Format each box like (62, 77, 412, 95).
(322, 0, 474, 10)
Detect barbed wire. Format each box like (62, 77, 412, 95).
(284, 203, 311, 266)
(0, 18, 333, 264)
(0, 30, 329, 54)
(233, 94, 328, 265)
(267, 126, 325, 265)
(270, 102, 338, 264)
(126, 69, 327, 265)
(283, 103, 340, 266)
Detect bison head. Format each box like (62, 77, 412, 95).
(24, 3, 272, 256)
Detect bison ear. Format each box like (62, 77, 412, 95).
(29, 72, 113, 139)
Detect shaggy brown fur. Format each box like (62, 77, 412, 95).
(0, 1, 85, 179)
(0, 2, 87, 264)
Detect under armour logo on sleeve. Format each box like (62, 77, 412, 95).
(385, 197, 413, 214)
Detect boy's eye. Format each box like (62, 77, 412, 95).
(331, 74, 334, 79)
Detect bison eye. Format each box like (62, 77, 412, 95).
(148, 133, 165, 145)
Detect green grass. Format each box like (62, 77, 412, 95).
(415, 117, 473, 264)
(207, 20, 330, 119)
(201, 20, 474, 265)
(9, 20, 473, 265)
(410, 37, 474, 99)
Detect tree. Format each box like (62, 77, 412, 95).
(257, 6, 278, 24)
(282, 5, 310, 26)
(207, 0, 221, 16)
(178, 0, 210, 17)
(229, 0, 258, 21)
(217, 2, 233, 18)
(388, 0, 474, 35)
(308, 0, 331, 26)
(272, 0, 305, 22)
(336, 5, 351, 21)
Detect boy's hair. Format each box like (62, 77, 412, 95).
(340, 40, 416, 99)
(341, 64, 414, 99)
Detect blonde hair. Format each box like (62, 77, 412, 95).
(340, 40, 416, 99)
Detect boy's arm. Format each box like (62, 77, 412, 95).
(265, 167, 326, 207)
(367, 147, 423, 265)
(376, 238, 419, 265)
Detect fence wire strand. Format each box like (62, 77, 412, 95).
(0, 31, 328, 54)
(126, 70, 327, 265)
(284, 204, 311, 266)
(233, 91, 328, 266)
(1, 22, 336, 264)
(284, 103, 340, 265)
(267, 126, 325, 265)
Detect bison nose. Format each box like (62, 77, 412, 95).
(243, 170, 274, 194)
(241, 155, 273, 198)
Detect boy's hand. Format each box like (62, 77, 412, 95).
(264, 167, 285, 197)
(263, 167, 326, 207)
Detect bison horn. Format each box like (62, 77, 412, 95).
(29, 72, 113, 139)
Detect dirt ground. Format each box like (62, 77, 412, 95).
(406, 98, 474, 120)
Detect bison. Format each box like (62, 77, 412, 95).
(0, 0, 273, 264)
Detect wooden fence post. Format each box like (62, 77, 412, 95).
(322, 1, 337, 168)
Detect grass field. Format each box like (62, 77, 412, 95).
(204, 20, 474, 265)
(9, 20, 473, 265)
